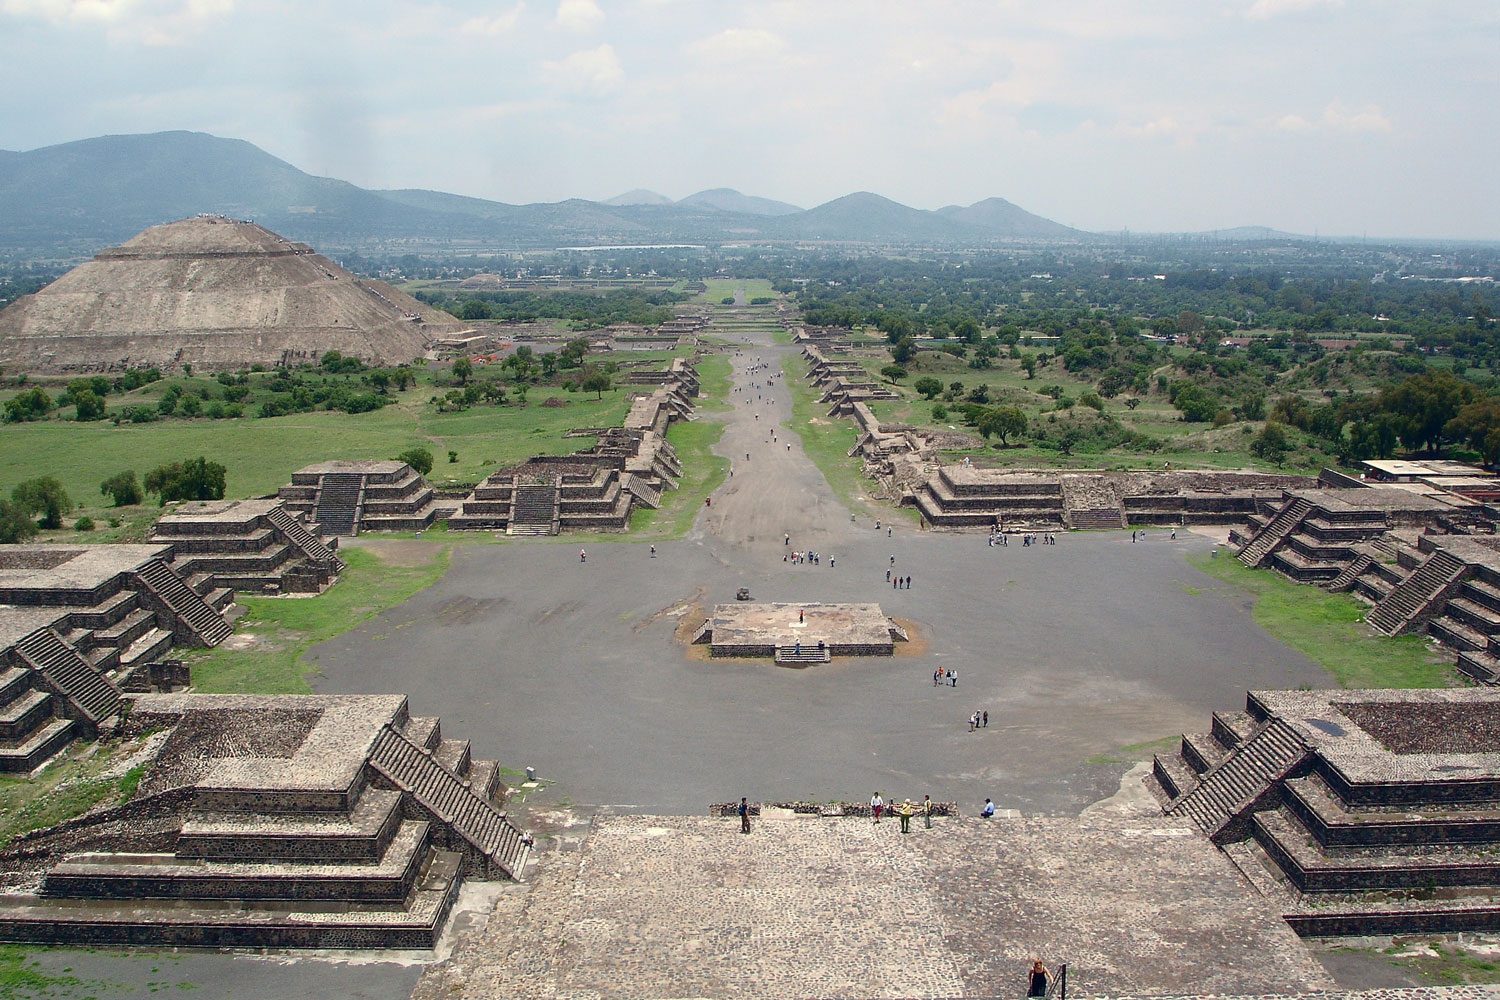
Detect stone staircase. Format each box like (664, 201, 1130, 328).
(507, 478, 560, 537)
(13, 628, 121, 727)
(1237, 497, 1313, 567)
(264, 505, 344, 568)
(1323, 552, 1374, 592)
(368, 724, 531, 879)
(1365, 549, 1468, 636)
(1068, 508, 1127, 530)
(1061, 475, 1127, 530)
(0, 665, 75, 773)
(1164, 718, 1310, 841)
(313, 472, 364, 536)
(134, 560, 233, 646)
(774, 644, 831, 665)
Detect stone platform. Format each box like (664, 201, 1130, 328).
(693, 601, 905, 658)
(414, 813, 1331, 1000)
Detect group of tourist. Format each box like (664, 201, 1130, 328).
(869, 792, 935, 833)
(786, 550, 827, 567)
(933, 668, 958, 687)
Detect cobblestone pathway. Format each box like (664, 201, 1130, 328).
(415, 813, 1331, 999)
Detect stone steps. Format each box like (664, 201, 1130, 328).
(1166, 718, 1309, 839)
(1366, 549, 1467, 635)
(313, 472, 364, 536)
(1324, 553, 1374, 592)
(1237, 497, 1312, 568)
(774, 645, 830, 665)
(265, 505, 343, 567)
(14, 628, 121, 726)
(135, 559, 233, 646)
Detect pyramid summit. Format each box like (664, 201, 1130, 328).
(0, 215, 466, 373)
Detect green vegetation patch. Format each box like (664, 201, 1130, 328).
(1186, 551, 1458, 688)
(190, 544, 451, 693)
(0, 945, 89, 999)
(627, 417, 728, 538)
(0, 741, 152, 849)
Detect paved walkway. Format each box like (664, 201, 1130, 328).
(415, 813, 1331, 1000)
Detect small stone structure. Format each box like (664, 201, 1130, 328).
(149, 497, 345, 594)
(0, 545, 231, 772)
(277, 459, 450, 536)
(691, 602, 907, 662)
(0, 692, 530, 949)
(448, 367, 698, 535)
(1228, 485, 1500, 681)
(1153, 688, 1500, 936)
(0, 216, 468, 373)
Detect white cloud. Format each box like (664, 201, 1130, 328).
(1277, 100, 1392, 133)
(555, 0, 602, 31)
(1, 0, 232, 43)
(1245, 0, 1343, 20)
(543, 43, 623, 95)
(685, 27, 786, 62)
(461, 3, 524, 36)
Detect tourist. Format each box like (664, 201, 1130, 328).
(886, 569, 891, 582)
(785, 533, 790, 546)
(982, 710, 988, 728)
(899, 799, 913, 834)
(798, 608, 804, 623)
(1171, 527, 1177, 540)
(923, 794, 933, 829)
(740, 796, 751, 834)
(650, 545, 656, 558)
(890, 554, 896, 565)
(981, 798, 995, 818)
(905, 575, 912, 589)
(579, 549, 586, 562)
(951, 668, 957, 687)
(1028, 960, 1049, 998)
(871, 791, 884, 823)
(887, 527, 892, 537)
(1131, 530, 1137, 543)
(969, 712, 976, 732)
(934, 669, 941, 687)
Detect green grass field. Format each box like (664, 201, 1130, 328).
(189, 544, 451, 693)
(1187, 551, 1460, 688)
(0, 388, 634, 505)
(693, 278, 778, 303)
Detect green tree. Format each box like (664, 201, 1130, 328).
(978, 406, 1028, 446)
(100, 470, 143, 507)
(0, 499, 37, 543)
(12, 477, 72, 529)
(880, 365, 908, 383)
(890, 336, 916, 365)
(1447, 398, 1500, 465)
(913, 376, 944, 400)
(1021, 354, 1037, 380)
(452, 357, 474, 385)
(143, 458, 227, 504)
(1251, 421, 1291, 463)
(581, 369, 612, 399)
(397, 447, 434, 476)
(73, 389, 105, 421)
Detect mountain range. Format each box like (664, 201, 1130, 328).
(0, 130, 1088, 253)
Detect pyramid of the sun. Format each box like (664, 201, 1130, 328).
(0, 216, 468, 372)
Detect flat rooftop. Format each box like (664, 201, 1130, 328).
(1255, 688, 1500, 786)
(155, 497, 283, 525)
(295, 460, 408, 476)
(703, 601, 898, 656)
(0, 544, 170, 590)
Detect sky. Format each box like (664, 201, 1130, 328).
(2, 0, 1497, 239)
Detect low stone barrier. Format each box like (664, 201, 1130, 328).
(709, 800, 959, 817)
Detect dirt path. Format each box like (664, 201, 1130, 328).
(690, 329, 869, 568)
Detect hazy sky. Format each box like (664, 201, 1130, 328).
(3, 0, 1497, 238)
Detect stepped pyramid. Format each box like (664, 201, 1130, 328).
(0, 216, 468, 372)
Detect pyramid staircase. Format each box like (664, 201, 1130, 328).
(133, 560, 233, 646)
(368, 724, 531, 879)
(1323, 553, 1374, 592)
(507, 478, 560, 536)
(1068, 507, 1127, 530)
(1163, 718, 1310, 841)
(1237, 497, 1313, 567)
(12, 628, 121, 728)
(264, 505, 345, 569)
(1365, 549, 1468, 636)
(314, 472, 364, 536)
(774, 644, 831, 665)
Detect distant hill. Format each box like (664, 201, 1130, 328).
(938, 196, 1078, 238)
(679, 188, 801, 217)
(0, 131, 1088, 253)
(601, 189, 673, 207)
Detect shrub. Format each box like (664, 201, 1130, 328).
(100, 470, 143, 507)
(12, 477, 72, 529)
(144, 458, 227, 504)
(0, 498, 38, 543)
(397, 447, 434, 476)
(74, 516, 95, 532)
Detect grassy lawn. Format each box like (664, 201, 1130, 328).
(1186, 551, 1459, 688)
(693, 278, 777, 303)
(189, 544, 451, 693)
(784, 366, 915, 521)
(625, 416, 729, 538)
(0, 388, 635, 503)
(0, 737, 152, 849)
(692, 354, 733, 413)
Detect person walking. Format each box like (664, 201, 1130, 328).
(1028, 960, 1050, 998)
(969, 712, 976, 732)
(982, 710, 988, 728)
(871, 792, 884, 824)
(739, 796, 751, 834)
(579, 549, 586, 563)
(905, 575, 912, 589)
(649, 544, 656, 558)
(899, 799, 913, 834)
(923, 794, 933, 829)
